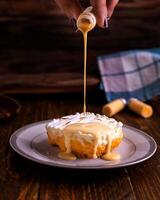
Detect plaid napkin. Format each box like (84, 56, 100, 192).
(98, 48, 160, 101)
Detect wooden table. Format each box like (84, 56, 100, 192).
(0, 93, 160, 200)
(0, 0, 160, 199)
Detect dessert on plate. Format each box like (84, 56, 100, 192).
(46, 112, 123, 160)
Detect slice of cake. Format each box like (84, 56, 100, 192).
(46, 113, 123, 160)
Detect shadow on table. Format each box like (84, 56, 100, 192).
(8, 149, 129, 183)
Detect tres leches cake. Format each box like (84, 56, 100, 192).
(46, 112, 123, 161)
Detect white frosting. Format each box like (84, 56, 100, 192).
(46, 112, 123, 146)
(47, 112, 122, 127)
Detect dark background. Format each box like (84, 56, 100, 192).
(0, 0, 160, 88)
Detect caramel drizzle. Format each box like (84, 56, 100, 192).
(83, 31, 87, 113)
(78, 20, 92, 113)
(57, 10, 121, 161)
(102, 136, 120, 161)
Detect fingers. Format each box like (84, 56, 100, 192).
(55, 0, 82, 19)
(90, 0, 108, 28)
(107, 0, 119, 18)
(54, 0, 119, 28)
(90, 0, 119, 27)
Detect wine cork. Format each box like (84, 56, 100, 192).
(102, 98, 126, 117)
(128, 98, 153, 118)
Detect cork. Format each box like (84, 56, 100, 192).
(102, 98, 126, 117)
(128, 98, 153, 118)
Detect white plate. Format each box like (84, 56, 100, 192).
(10, 120, 157, 169)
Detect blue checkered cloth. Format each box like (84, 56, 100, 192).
(98, 48, 160, 101)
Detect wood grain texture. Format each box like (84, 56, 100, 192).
(0, 0, 160, 93)
(0, 73, 99, 94)
(0, 93, 160, 200)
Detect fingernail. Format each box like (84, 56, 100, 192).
(104, 17, 109, 28)
(70, 18, 77, 32)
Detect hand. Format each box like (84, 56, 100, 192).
(54, 0, 119, 28)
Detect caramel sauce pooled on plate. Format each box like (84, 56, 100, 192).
(102, 136, 120, 161)
(58, 152, 77, 161)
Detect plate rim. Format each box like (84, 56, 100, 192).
(9, 120, 157, 169)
